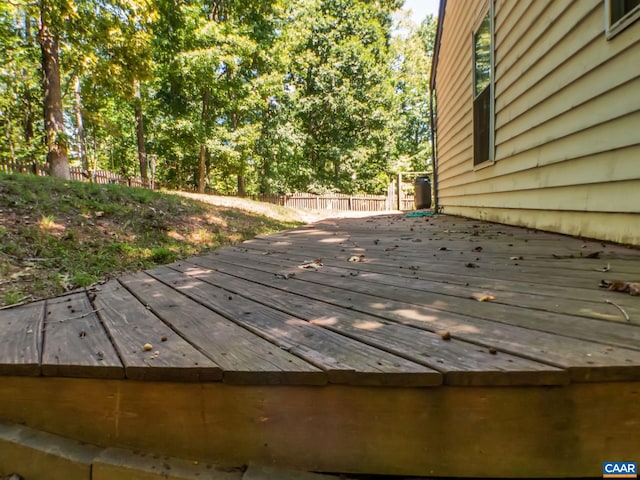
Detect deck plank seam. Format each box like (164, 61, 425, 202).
(169, 261, 442, 383)
(229, 244, 640, 304)
(243, 236, 640, 287)
(180, 258, 568, 386)
(235, 252, 640, 347)
(117, 274, 229, 378)
(89, 285, 131, 379)
(200, 254, 640, 383)
(144, 268, 332, 385)
(226, 244, 640, 330)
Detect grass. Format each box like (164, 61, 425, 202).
(0, 173, 303, 307)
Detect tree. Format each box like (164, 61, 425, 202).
(38, 0, 71, 178)
(276, 0, 402, 194)
(390, 14, 437, 173)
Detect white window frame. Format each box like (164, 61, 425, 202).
(605, 0, 640, 39)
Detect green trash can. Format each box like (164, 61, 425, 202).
(414, 175, 432, 210)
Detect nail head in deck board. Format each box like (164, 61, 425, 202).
(0, 377, 639, 478)
(119, 272, 327, 386)
(42, 293, 124, 379)
(149, 265, 441, 387)
(92, 280, 222, 382)
(0, 301, 44, 376)
(198, 253, 640, 383)
(183, 257, 568, 387)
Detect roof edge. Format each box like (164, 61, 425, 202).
(429, 0, 447, 91)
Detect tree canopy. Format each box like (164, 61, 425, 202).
(0, 0, 436, 195)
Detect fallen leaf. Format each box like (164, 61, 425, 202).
(438, 330, 451, 340)
(465, 262, 478, 268)
(600, 280, 640, 296)
(471, 292, 496, 302)
(348, 255, 365, 262)
(510, 256, 524, 260)
(472, 246, 483, 252)
(438, 247, 449, 251)
(488, 347, 498, 355)
(298, 258, 323, 269)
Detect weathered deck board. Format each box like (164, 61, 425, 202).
(196, 252, 640, 383)
(238, 238, 640, 321)
(0, 300, 44, 376)
(212, 248, 640, 349)
(244, 235, 640, 292)
(119, 272, 327, 385)
(147, 266, 441, 387)
(176, 259, 568, 387)
(42, 293, 123, 378)
(93, 280, 222, 382)
(238, 238, 640, 303)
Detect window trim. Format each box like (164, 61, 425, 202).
(471, 0, 495, 168)
(605, 0, 640, 39)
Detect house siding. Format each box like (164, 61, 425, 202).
(434, 0, 640, 245)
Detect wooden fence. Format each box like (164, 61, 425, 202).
(2, 160, 430, 212)
(0, 160, 47, 176)
(253, 191, 409, 212)
(253, 193, 392, 212)
(68, 167, 147, 187)
(0, 161, 146, 188)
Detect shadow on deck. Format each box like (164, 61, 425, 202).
(1, 213, 639, 478)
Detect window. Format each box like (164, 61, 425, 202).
(606, 0, 640, 38)
(473, 6, 493, 166)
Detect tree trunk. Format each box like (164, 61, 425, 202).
(74, 76, 89, 174)
(198, 91, 210, 193)
(237, 174, 246, 197)
(198, 144, 207, 193)
(4, 115, 16, 164)
(23, 16, 34, 147)
(38, 2, 69, 179)
(134, 80, 148, 187)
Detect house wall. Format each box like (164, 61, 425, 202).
(434, 0, 640, 245)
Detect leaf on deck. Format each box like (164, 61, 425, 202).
(471, 292, 496, 302)
(298, 258, 323, 269)
(600, 280, 640, 296)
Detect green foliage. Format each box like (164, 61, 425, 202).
(1, 0, 435, 195)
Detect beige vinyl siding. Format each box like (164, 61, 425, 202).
(434, 0, 475, 181)
(435, 0, 640, 245)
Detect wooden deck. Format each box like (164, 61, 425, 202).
(1, 213, 639, 478)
